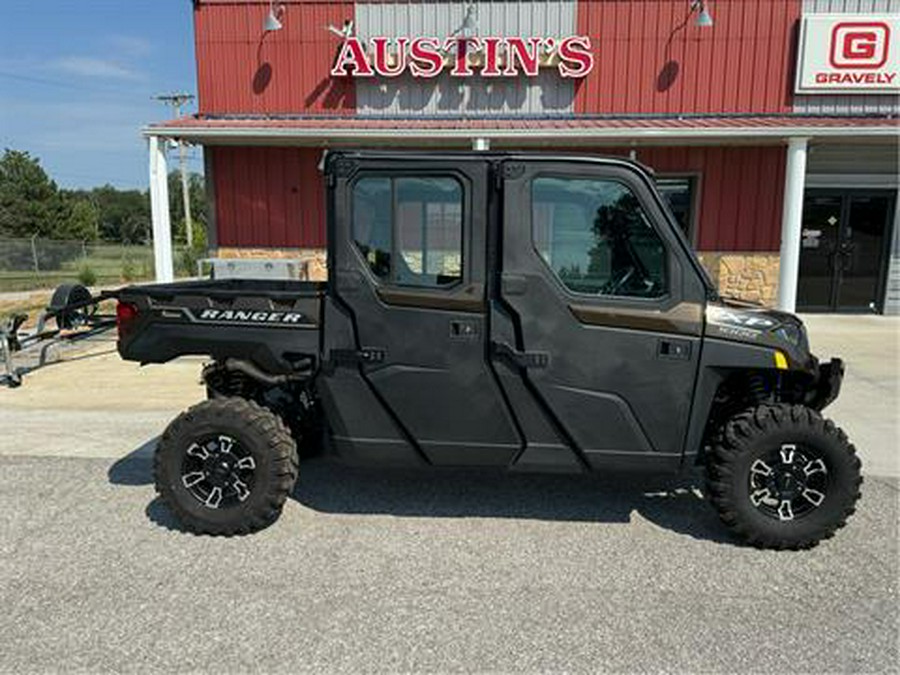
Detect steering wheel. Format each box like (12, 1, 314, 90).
(602, 266, 636, 295)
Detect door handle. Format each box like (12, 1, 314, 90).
(658, 339, 691, 361)
(491, 341, 549, 369)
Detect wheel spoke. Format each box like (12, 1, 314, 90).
(750, 459, 773, 477)
(181, 471, 206, 488)
(779, 444, 796, 465)
(186, 443, 209, 460)
(232, 477, 251, 502)
(803, 458, 827, 477)
(236, 456, 256, 471)
(204, 486, 223, 509)
(750, 488, 773, 506)
(777, 500, 794, 521)
(802, 488, 826, 507)
(218, 435, 235, 454)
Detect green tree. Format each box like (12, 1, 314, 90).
(63, 198, 100, 241)
(88, 185, 152, 243)
(0, 149, 69, 238)
(168, 170, 208, 246)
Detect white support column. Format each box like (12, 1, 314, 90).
(776, 137, 810, 313)
(148, 135, 174, 283)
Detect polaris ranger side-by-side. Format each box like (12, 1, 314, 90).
(115, 152, 860, 548)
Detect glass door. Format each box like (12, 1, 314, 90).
(798, 194, 842, 311)
(837, 194, 894, 312)
(798, 190, 895, 313)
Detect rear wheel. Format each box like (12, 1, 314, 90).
(154, 398, 299, 535)
(706, 404, 861, 550)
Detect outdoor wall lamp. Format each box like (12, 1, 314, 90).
(691, 0, 714, 28)
(264, 2, 285, 32)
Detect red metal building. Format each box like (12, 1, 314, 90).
(147, 0, 900, 313)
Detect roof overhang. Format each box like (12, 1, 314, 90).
(143, 115, 900, 147)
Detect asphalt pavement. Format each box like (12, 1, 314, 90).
(0, 317, 897, 673)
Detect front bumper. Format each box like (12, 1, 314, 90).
(808, 358, 844, 411)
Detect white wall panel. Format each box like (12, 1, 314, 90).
(355, 0, 577, 116)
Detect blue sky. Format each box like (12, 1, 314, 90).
(0, 0, 202, 190)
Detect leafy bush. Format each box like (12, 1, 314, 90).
(177, 246, 204, 278)
(76, 264, 97, 287)
(121, 256, 136, 282)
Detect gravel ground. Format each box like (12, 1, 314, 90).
(0, 316, 897, 673)
(0, 454, 896, 673)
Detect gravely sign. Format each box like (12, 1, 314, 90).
(796, 14, 900, 93)
(330, 36, 595, 78)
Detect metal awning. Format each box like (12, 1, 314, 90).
(144, 114, 899, 145)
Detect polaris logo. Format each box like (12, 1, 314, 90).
(197, 309, 308, 325)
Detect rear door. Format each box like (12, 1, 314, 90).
(494, 159, 707, 470)
(326, 155, 519, 465)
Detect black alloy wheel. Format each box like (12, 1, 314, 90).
(180, 434, 257, 510)
(706, 404, 861, 550)
(747, 443, 829, 522)
(155, 398, 299, 535)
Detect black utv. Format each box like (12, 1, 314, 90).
(115, 151, 860, 549)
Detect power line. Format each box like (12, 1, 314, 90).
(155, 93, 196, 246)
(0, 70, 143, 97)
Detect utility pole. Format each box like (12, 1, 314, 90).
(154, 93, 195, 248)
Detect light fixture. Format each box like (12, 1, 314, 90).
(264, 2, 285, 32)
(691, 0, 714, 28)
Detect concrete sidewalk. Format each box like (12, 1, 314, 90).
(801, 314, 900, 477)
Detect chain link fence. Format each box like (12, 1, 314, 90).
(0, 238, 197, 292)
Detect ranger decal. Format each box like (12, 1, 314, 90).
(197, 309, 308, 324)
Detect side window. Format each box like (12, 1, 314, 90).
(532, 176, 668, 299)
(352, 176, 463, 288)
(656, 177, 695, 239)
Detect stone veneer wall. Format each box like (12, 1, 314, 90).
(216, 247, 782, 308)
(215, 248, 328, 281)
(697, 252, 781, 307)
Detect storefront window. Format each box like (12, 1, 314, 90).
(352, 176, 463, 288)
(656, 177, 695, 238)
(532, 176, 667, 299)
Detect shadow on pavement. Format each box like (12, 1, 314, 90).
(107, 437, 158, 486)
(108, 445, 734, 545)
(293, 460, 733, 544)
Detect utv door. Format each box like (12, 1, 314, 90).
(495, 160, 707, 470)
(324, 155, 519, 465)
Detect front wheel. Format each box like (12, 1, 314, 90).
(155, 398, 299, 535)
(706, 404, 862, 550)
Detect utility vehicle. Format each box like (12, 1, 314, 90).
(115, 151, 860, 548)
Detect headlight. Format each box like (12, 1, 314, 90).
(775, 322, 807, 351)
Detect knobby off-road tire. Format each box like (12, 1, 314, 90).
(155, 398, 299, 535)
(706, 404, 862, 550)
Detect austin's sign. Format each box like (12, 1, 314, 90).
(330, 36, 594, 79)
(796, 14, 900, 93)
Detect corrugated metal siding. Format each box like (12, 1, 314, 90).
(807, 141, 900, 174)
(354, 0, 577, 116)
(194, 1, 355, 115)
(802, 0, 900, 13)
(212, 147, 326, 248)
(885, 205, 900, 314)
(793, 0, 900, 115)
(575, 0, 801, 114)
(211, 143, 785, 252)
(636, 146, 787, 251)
